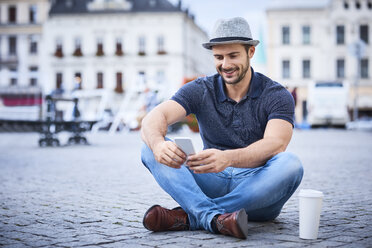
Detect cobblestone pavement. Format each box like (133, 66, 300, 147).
(0, 128, 371, 247)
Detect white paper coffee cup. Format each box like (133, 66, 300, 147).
(299, 189, 324, 239)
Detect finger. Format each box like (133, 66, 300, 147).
(190, 164, 215, 174)
(161, 154, 182, 168)
(166, 142, 187, 160)
(188, 150, 212, 161)
(172, 145, 187, 160)
(187, 156, 213, 167)
(164, 148, 185, 164)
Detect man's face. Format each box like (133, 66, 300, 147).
(212, 44, 255, 85)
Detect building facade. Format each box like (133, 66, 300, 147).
(266, 0, 372, 121)
(0, 0, 49, 87)
(42, 0, 213, 100)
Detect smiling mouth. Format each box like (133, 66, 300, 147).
(222, 68, 237, 77)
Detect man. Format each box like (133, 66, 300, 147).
(140, 17, 303, 239)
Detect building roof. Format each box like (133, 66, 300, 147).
(266, 0, 331, 11)
(49, 0, 182, 15)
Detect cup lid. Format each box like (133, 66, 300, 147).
(299, 189, 324, 198)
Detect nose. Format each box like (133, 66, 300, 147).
(221, 58, 232, 69)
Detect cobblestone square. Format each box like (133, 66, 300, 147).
(1, 128, 371, 247)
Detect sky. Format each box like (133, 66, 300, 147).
(168, 0, 271, 38)
(168, 0, 271, 65)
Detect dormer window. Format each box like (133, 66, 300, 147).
(73, 37, 83, 57)
(115, 38, 123, 56)
(87, 0, 133, 11)
(355, 1, 361, 9)
(149, 0, 156, 7)
(54, 38, 63, 58)
(344, 1, 349, 9)
(96, 38, 104, 56)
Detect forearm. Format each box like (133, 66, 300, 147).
(225, 137, 288, 168)
(141, 109, 168, 151)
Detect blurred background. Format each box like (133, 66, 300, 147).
(1, 2, 372, 246)
(0, 0, 371, 139)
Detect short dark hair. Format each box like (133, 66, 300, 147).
(244, 44, 252, 54)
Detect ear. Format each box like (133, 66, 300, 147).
(248, 46, 255, 59)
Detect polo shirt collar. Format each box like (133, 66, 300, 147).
(216, 67, 264, 103)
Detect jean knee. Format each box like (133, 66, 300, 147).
(276, 152, 304, 183)
(141, 143, 154, 169)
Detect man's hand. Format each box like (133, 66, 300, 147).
(186, 149, 230, 173)
(153, 140, 187, 169)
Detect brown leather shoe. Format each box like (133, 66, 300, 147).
(143, 205, 189, 232)
(216, 209, 248, 239)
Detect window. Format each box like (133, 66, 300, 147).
(29, 35, 38, 54)
(157, 36, 166, 54)
(29, 67, 38, 86)
(156, 70, 165, 85)
(97, 72, 103, 89)
(138, 71, 146, 85)
(282, 26, 290, 45)
(29, 5, 37, 23)
(10, 78, 17, 86)
(282, 60, 290, 79)
(302, 26, 311, 45)
(9, 68, 17, 86)
(355, 1, 361, 9)
(115, 72, 124, 93)
(361, 59, 369, 78)
(9, 36, 17, 55)
(96, 38, 104, 56)
(54, 38, 63, 58)
(74, 73, 82, 89)
(56, 73, 63, 89)
(115, 38, 123, 56)
(336, 59, 345, 79)
(138, 36, 146, 55)
(302, 60, 311, 78)
(344, 1, 349, 9)
(336, 25, 345, 45)
(8, 6, 16, 23)
(360, 25, 369, 44)
(73, 37, 82, 56)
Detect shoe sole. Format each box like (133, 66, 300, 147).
(143, 204, 160, 231)
(235, 209, 249, 239)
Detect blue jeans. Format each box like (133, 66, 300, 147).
(141, 141, 303, 233)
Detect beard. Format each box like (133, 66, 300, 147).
(218, 58, 250, 85)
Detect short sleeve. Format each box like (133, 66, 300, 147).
(266, 87, 295, 126)
(170, 79, 204, 116)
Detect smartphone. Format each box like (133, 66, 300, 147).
(174, 137, 195, 156)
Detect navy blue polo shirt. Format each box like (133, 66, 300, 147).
(171, 68, 294, 150)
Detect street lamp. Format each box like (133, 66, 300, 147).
(349, 40, 366, 122)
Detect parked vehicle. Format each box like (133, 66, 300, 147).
(307, 81, 350, 127)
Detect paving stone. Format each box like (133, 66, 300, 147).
(1, 130, 371, 247)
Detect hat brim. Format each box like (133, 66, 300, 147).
(202, 40, 259, 50)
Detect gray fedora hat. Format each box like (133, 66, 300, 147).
(202, 17, 259, 50)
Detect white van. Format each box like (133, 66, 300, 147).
(307, 82, 350, 127)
